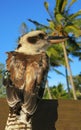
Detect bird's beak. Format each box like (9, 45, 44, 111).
(47, 36, 68, 44)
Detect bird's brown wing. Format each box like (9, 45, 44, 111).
(6, 52, 26, 89)
(25, 61, 44, 93)
(25, 53, 49, 94)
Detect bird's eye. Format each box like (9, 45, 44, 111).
(27, 36, 38, 44)
(38, 33, 45, 39)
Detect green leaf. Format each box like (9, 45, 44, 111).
(55, 0, 68, 13)
(53, 68, 65, 76)
(61, 0, 68, 12)
(56, 13, 65, 23)
(28, 19, 48, 29)
(69, 10, 81, 20)
(49, 21, 55, 30)
(55, 0, 63, 13)
(72, 19, 81, 27)
(70, 0, 77, 6)
(68, 38, 80, 51)
(68, 0, 77, 9)
(44, 1, 49, 11)
(64, 25, 81, 37)
(44, 2, 54, 20)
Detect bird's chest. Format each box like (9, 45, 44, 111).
(6, 52, 49, 89)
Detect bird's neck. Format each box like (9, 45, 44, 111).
(15, 46, 45, 55)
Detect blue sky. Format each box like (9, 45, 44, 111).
(0, 0, 81, 87)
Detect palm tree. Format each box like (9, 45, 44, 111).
(28, 0, 81, 100)
(45, 80, 53, 99)
(50, 83, 69, 99)
(52, 0, 81, 100)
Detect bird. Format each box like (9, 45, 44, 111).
(3, 30, 68, 130)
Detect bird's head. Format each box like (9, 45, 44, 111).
(15, 30, 68, 55)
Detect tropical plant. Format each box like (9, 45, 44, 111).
(71, 73, 81, 99)
(28, 0, 81, 100)
(45, 80, 53, 99)
(0, 63, 5, 86)
(44, 83, 70, 99)
(73, 73, 81, 91)
(0, 63, 6, 97)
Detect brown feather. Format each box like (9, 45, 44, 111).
(6, 51, 49, 93)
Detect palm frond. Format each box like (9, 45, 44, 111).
(68, 0, 77, 10)
(44, 1, 49, 10)
(44, 1, 54, 20)
(72, 51, 81, 60)
(64, 25, 81, 37)
(72, 18, 81, 27)
(55, 0, 68, 13)
(28, 19, 48, 29)
(56, 13, 65, 24)
(48, 21, 55, 31)
(55, 0, 63, 13)
(61, 0, 68, 13)
(68, 37, 81, 50)
(53, 68, 65, 76)
(68, 10, 81, 20)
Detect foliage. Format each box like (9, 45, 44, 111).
(73, 74, 81, 91)
(0, 63, 4, 76)
(47, 44, 65, 66)
(0, 63, 5, 86)
(0, 63, 6, 98)
(44, 83, 72, 99)
(0, 87, 6, 98)
(72, 74, 81, 99)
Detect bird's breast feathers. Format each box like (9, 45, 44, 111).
(6, 51, 49, 92)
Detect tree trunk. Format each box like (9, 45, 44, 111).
(62, 42, 77, 100)
(65, 67, 71, 98)
(45, 80, 53, 99)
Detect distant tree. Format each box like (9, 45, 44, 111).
(73, 74, 81, 91)
(72, 74, 81, 99)
(0, 63, 6, 97)
(45, 80, 53, 99)
(0, 63, 5, 86)
(44, 83, 70, 99)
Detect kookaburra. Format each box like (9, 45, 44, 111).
(3, 30, 67, 125)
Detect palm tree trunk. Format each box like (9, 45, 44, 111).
(65, 67, 71, 98)
(45, 80, 53, 99)
(62, 42, 77, 100)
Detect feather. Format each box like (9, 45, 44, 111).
(6, 51, 49, 96)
